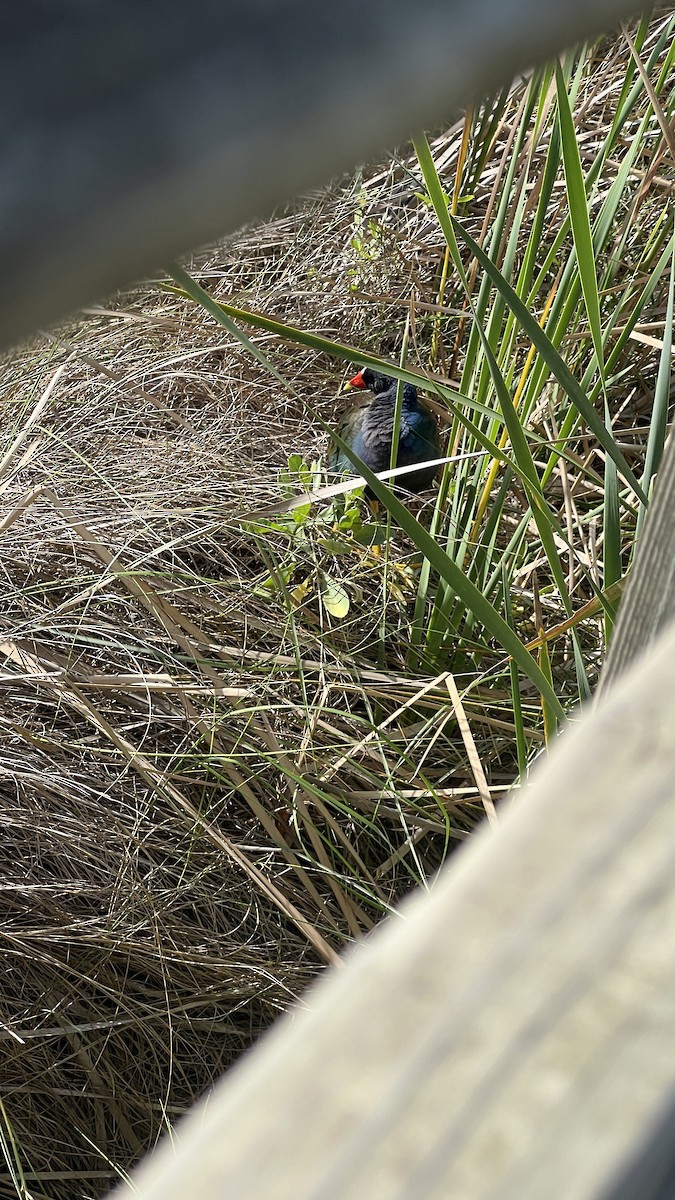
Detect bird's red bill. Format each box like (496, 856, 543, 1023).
(348, 369, 366, 389)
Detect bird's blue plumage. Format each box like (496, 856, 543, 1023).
(329, 370, 440, 494)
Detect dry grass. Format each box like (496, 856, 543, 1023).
(0, 16, 674, 1198)
(0, 164, 484, 1200)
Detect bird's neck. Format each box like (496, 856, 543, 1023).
(373, 382, 418, 409)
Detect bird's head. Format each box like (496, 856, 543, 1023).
(345, 367, 393, 394)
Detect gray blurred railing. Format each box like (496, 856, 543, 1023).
(1, 0, 643, 349)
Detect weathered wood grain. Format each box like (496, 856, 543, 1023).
(111, 615, 675, 1200)
(0, 0, 642, 351)
(599, 430, 675, 693)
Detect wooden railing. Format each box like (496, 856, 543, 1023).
(112, 614, 675, 1199)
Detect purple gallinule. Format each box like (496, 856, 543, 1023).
(328, 368, 441, 494)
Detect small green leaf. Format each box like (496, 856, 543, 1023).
(337, 510, 360, 533)
(291, 502, 311, 526)
(254, 563, 296, 597)
(320, 575, 350, 618)
(287, 453, 305, 475)
(318, 536, 354, 554)
(352, 524, 387, 547)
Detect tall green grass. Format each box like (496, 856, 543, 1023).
(168, 20, 674, 746)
